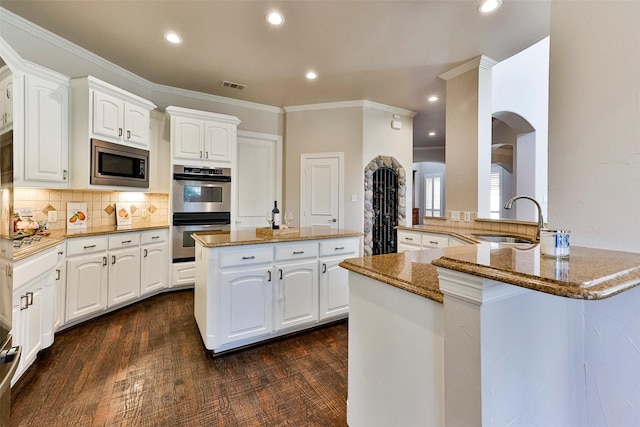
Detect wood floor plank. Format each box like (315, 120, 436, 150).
(10, 290, 348, 426)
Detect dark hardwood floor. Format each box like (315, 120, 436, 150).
(10, 290, 348, 426)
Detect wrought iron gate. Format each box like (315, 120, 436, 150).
(372, 167, 398, 255)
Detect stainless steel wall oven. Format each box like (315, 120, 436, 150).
(172, 165, 231, 263)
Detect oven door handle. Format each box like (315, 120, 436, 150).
(173, 219, 230, 227)
(173, 174, 231, 183)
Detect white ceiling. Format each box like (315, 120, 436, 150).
(0, 1, 550, 149)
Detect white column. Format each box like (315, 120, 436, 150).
(437, 267, 586, 426)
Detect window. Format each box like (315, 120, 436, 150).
(489, 166, 501, 219)
(424, 174, 442, 217)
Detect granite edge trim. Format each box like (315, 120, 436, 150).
(194, 231, 364, 249)
(13, 238, 66, 262)
(431, 257, 640, 301)
(339, 260, 444, 304)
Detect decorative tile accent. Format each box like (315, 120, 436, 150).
(41, 204, 56, 215)
(130, 205, 137, 214)
(104, 205, 115, 215)
(148, 204, 157, 214)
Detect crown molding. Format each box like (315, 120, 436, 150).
(284, 100, 416, 117)
(0, 6, 283, 115)
(438, 55, 498, 81)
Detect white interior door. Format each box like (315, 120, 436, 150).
(235, 131, 282, 229)
(301, 153, 343, 229)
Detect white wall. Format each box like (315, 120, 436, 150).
(492, 37, 549, 223)
(548, 2, 640, 252)
(414, 161, 446, 221)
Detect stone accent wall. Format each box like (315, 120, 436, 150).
(363, 155, 406, 256)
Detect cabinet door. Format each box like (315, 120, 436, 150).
(54, 259, 66, 331)
(1, 74, 13, 130)
(124, 103, 149, 146)
(12, 286, 43, 384)
(173, 116, 204, 160)
(275, 260, 318, 331)
(66, 254, 108, 322)
(141, 242, 167, 295)
(24, 74, 69, 183)
(203, 121, 233, 163)
(397, 242, 421, 253)
(319, 258, 349, 320)
(93, 91, 124, 140)
(220, 266, 272, 345)
(108, 246, 141, 307)
(236, 135, 278, 229)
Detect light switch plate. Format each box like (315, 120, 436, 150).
(463, 212, 471, 222)
(48, 210, 58, 222)
(451, 211, 460, 222)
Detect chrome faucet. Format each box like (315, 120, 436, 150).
(503, 195, 544, 241)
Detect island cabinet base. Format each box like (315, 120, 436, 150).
(194, 236, 360, 353)
(347, 271, 445, 427)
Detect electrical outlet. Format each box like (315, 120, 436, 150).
(451, 211, 460, 222)
(48, 210, 58, 222)
(463, 212, 471, 222)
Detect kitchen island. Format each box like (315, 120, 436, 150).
(193, 227, 362, 353)
(341, 242, 640, 426)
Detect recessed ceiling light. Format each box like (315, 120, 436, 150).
(478, 0, 502, 14)
(164, 31, 182, 44)
(428, 95, 439, 102)
(306, 71, 318, 80)
(428, 132, 436, 137)
(266, 12, 285, 25)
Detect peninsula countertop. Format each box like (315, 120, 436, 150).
(340, 242, 640, 302)
(192, 227, 362, 248)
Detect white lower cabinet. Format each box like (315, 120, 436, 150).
(397, 229, 450, 252)
(53, 244, 66, 332)
(140, 230, 169, 296)
(12, 247, 57, 385)
(66, 250, 109, 322)
(195, 236, 361, 352)
(108, 246, 140, 307)
(219, 266, 273, 345)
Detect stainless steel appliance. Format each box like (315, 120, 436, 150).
(172, 165, 231, 263)
(0, 129, 19, 427)
(90, 138, 149, 188)
(172, 165, 231, 213)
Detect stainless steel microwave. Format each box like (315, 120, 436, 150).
(90, 139, 149, 188)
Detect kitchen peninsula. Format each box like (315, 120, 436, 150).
(341, 242, 640, 426)
(192, 227, 362, 354)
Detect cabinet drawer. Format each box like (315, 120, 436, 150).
(220, 246, 273, 268)
(422, 235, 448, 248)
(319, 239, 359, 257)
(14, 247, 58, 288)
(141, 230, 167, 245)
(108, 233, 141, 250)
(397, 231, 421, 246)
(67, 236, 108, 256)
(274, 242, 318, 262)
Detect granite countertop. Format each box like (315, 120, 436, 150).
(340, 241, 640, 302)
(193, 227, 362, 248)
(13, 223, 169, 262)
(395, 224, 536, 244)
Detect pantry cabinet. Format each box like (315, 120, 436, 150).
(166, 106, 240, 167)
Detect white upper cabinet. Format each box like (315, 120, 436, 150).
(24, 73, 69, 184)
(166, 106, 240, 167)
(92, 90, 150, 147)
(0, 65, 13, 133)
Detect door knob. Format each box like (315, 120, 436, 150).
(328, 218, 337, 223)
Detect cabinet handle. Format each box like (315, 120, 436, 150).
(429, 241, 438, 245)
(103, 256, 107, 266)
(151, 236, 160, 240)
(127, 130, 131, 139)
(334, 247, 344, 251)
(322, 263, 327, 274)
(293, 251, 304, 255)
(119, 128, 123, 137)
(63, 170, 68, 180)
(55, 269, 61, 280)
(242, 256, 255, 260)
(199, 151, 203, 158)
(405, 237, 413, 241)
(205, 151, 209, 159)
(236, 221, 242, 224)
(144, 249, 148, 257)
(84, 244, 96, 249)
(267, 270, 272, 282)
(20, 295, 28, 311)
(112, 255, 116, 265)
(279, 269, 283, 280)
(122, 240, 132, 244)
(26, 292, 33, 307)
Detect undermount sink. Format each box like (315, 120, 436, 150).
(472, 234, 536, 244)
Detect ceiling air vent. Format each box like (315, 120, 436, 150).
(221, 80, 246, 90)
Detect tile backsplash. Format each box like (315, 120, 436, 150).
(14, 189, 169, 230)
